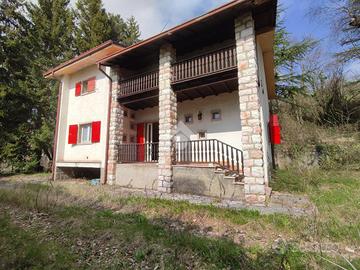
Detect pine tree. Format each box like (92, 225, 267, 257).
(108, 13, 126, 43)
(274, 10, 317, 98)
(74, 0, 111, 53)
(25, 0, 75, 170)
(0, 0, 35, 172)
(123, 16, 140, 46)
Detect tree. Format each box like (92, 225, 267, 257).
(310, 0, 360, 62)
(26, 0, 75, 169)
(74, 0, 111, 53)
(108, 14, 140, 46)
(274, 10, 317, 98)
(0, 0, 35, 172)
(122, 16, 140, 46)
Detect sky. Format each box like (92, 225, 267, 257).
(101, 0, 359, 78)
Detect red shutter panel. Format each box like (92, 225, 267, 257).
(91, 121, 101, 143)
(68, 125, 78, 144)
(87, 77, 96, 92)
(75, 82, 82, 96)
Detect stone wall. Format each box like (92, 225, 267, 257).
(158, 44, 177, 192)
(235, 14, 267, 204)
(106, 81, 124, 185)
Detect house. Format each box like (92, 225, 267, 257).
(45, 0, 277, 204)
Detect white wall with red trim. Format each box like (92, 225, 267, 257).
(56, 64, 110, 168)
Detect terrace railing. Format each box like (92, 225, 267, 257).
(118, 70, 159, 97)
(118, 143, 159, 163)
(171, 45, 237, 84)
(175, 139, 244, 175)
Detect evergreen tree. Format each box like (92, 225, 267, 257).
(108, 13, 126, 43)
(0, 0, 35, 172)
(123, 16, 140, 46)
(26, 0, 75, 170)
(74, 0, 111, 53)
(274, 10, 317, 98)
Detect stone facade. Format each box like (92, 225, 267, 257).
(158, 44, 177, 192)
(235, 14, 267, 204)
(106, 81, 124, 185)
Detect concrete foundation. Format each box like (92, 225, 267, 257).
(116, 163, 158, 190)
(173, 166, 244, 200)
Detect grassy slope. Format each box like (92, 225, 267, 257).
(0, 171, 359, 269)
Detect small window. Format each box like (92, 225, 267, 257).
(198, 131, 206, 139)
(81, 77, 96, 94)
(130, 113, 135, 119)
(130, 122, 135, 130)
(124, 110, 128, 117)
(184, 114, 193, 124)
(79, 124, 91, 143)
(211, 110, 221, 121)
(122, 134, 127, 143)
(130, 136, 135, 143)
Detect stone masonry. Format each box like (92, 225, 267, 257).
(158, 44, 177, 192)
(235, 14, 267, 204)
(106, 81, 124, 185)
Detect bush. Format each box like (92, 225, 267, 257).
(317, 143, 360, 170)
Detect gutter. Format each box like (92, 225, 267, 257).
(97, 63, 113, 185)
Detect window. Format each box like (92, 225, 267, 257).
(130, 112, 135, 119)
(130, 122, 135, 130)
(68, 121, 101, 145)
(184, 114, 193, 124)
(75, 77, 96, 96)
(124, 110, 128, 117)
(211, 110, 221, 121)
(122, 134, 127, 143)
(79, 124, 91, 143)
(198, 131, 206, 139)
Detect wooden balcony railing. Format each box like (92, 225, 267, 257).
(175, 139, 243, 175)
(172, 45, 237, 84)
(118, 143, 159, 163)
(119, 70, 159, 97)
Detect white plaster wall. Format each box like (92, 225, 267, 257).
(177, 92, 242, 150)
(135, 106, 159, 123)
(57, 65, 111, 169)
(132, 92, 242, 150)
(256, 42, 272, 184)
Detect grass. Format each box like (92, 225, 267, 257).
(0, 170, 359, 269)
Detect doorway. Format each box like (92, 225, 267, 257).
(137, 122, 159, 162)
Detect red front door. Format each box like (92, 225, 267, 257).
(137, 123, 145, 161)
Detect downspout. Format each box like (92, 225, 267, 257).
(52, 79, 62, 181)
(98, 63, 113, 185)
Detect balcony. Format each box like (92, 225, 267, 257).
(119, 70, 159, 98)
(118, 45, 239, 109)
(172, 45, 237, 84)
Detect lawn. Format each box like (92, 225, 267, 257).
(0, 170, 359, 269)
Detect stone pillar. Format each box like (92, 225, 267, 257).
(106, 81, 124, 185)
(235, 14, 266, 204)
(158, 44, 177, 192)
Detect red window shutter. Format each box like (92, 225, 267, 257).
(91, 121, 101, 143)
(87, 77, 96, 92)
(75, 82, 82, 96)
(68, 125, 78, 144)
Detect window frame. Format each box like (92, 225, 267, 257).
(80, 77, 96, 96)
(78, 123, 92, 144)
(211, 110, 222, 121)
(184, 114, 193, 124)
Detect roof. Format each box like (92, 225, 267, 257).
(99, 0, 277, 64)
(44, 40, 124, 78)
